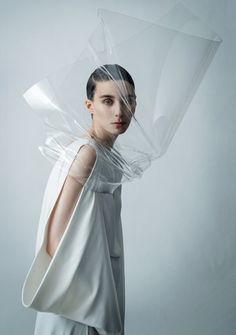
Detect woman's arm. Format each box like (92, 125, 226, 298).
(46, 144, 97, 257)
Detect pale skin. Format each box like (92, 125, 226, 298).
(46, 80, 136, 257)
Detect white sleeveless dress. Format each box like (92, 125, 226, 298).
(21, 138, 125, 335)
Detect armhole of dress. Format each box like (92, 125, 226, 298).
(43, 142, 98, 260)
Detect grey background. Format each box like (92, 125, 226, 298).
(1, 0, 235, 334)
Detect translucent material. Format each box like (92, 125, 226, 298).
(23, 2, 222, 190)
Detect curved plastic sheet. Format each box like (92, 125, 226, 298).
(23, 2, 222, 189)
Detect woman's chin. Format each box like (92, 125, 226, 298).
(112, 129, 127, 137)
(110, 124, 129, 135)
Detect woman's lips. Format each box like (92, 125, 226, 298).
(112, 122, 126, 128)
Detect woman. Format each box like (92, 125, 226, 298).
(22, 64, 136, 335)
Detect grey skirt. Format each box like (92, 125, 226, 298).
(34, 312, 100, 335)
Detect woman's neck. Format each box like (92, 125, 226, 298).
(86, 127, 117, 149)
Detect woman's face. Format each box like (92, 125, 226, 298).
(85, 80, 136, 139)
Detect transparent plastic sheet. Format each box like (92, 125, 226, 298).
(23, 2, 222, 190)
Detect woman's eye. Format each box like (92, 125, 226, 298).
(103, 99, 113, 105)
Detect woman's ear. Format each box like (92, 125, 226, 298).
(84, 99, 94, 116)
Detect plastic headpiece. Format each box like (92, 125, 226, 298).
(23, 2, 222, 190)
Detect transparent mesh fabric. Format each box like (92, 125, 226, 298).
(23, 2, 222, 188)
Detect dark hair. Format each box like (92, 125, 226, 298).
(86, 64, 135, 101)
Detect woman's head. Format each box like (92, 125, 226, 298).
(85, 64, 136, 144)
(86, 64, 135, 101)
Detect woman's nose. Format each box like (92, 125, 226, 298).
(115, 107, 123, 117)
(115, 101, 129, 117)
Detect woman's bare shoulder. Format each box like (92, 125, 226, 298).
(68, 143, 97, 182)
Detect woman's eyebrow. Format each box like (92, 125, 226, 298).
(99, 94, 136, 99)
(99, 94, 115, 99)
